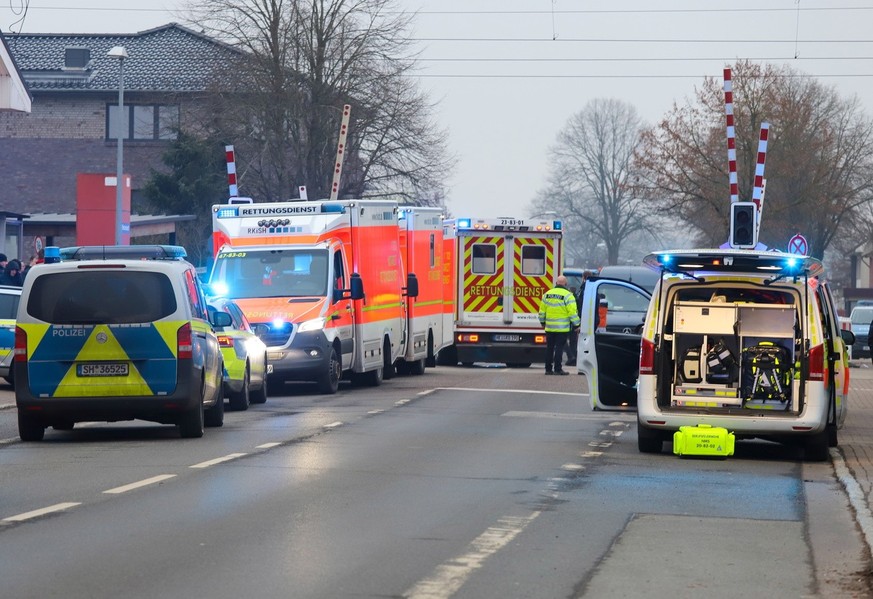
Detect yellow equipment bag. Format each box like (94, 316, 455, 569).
(673, 424, 735, 458)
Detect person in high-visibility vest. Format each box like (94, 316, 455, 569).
(538, 275, 581, 375)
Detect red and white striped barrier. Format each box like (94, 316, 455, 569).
(723, 68, 738, 203)
(751, 123, 769, 210)
(225, 144, 238, 198)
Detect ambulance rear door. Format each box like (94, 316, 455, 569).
(458, 230, 560, 328)
(577, 278, 651, 411)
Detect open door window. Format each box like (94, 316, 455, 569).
(577, 278, 652, 411)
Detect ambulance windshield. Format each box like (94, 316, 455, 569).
(211, 249, 329, 299)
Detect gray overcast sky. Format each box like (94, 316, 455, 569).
(3, 1, 873, 220)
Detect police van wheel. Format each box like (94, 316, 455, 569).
(228, 367, 251, 411)
(204, 390, 225, 428)
(317, 347, 341, 394)
(179, 403, 205, 439)
(637, 424, 664, 454)
(804, 431, 830, 462)
(18, 412, 45, 442)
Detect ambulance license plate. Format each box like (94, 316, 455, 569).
(77, 363, 129, 377)
(494, 334, 521, 342)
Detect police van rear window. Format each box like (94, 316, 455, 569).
(27, 271, 177, 324)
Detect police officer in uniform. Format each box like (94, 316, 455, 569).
(538, 275, 581, 375)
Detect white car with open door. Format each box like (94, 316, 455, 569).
(577, 276, 651, 411)
(580, 249, 853, 462)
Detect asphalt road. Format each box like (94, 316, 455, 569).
(0, 365, 867, 598)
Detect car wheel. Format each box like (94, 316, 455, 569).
(637, 423, 664, 454)
(228, 366, 251, 411)
(250, 362, 268, 404)
(317, 347, 341, 394)
(408, 358, 426, 375)
(18, 411, 45, 442)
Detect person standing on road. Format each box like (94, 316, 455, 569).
(538, 275, 581, 375)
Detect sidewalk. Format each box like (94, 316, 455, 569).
(836, 363, 873, 553)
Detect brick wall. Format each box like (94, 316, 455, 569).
(0, 91, 214, 214)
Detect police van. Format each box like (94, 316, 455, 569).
(14, 246, 230, 440)
(578, 249, 853, 461)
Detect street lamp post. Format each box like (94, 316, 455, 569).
(107, 46, 128, 245)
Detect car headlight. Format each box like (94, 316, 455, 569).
(297, 317, 327, 333)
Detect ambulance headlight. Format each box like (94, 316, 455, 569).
(297, 317, 327, 333)
(211, 281, 230, 297)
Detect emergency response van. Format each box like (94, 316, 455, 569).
(209, 199, 418, 394)
(438, 216, 563, 367)
(397, 207, 453, 373)
(578, 249, 853, 461)
(14, 248, 229, 440)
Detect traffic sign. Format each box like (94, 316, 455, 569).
(788, 234, 808, 255)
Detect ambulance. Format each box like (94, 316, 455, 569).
(438, 216, 563, 367)
(397, 207, 454, 373)
(209, 198, 418, 394)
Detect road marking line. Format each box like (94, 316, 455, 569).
(0, 437, 17, 445)
(395, 399, 411, 406)
(190, 453, 247, 469)
(439, 387, 587, 397)
(324, 421, 344, 429)
(256, 442, 282, 449)
(404, 512, 540, 599)
(417, 390, 435, 397)
(3, 502, 81, 522)
(561, 463, 585, 471)
(103, 474, 176, 495)
(367, 409, 385, 415)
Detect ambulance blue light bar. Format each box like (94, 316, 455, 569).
(216, 207, 239, 218)
(60, 245, 188, 261)
(457, 218, 472, 229)
(321, 203, 345, 214)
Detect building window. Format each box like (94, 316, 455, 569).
(107, 104, 179, 141)
(64, 48, 90, 69)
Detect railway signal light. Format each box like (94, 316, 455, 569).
(730, 202, 757, 249)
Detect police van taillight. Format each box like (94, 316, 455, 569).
(13, 326, 26, 362)
(808, 343, 825, 382)
(639, 338, 655, 374)
(217, 335, 233, 348)
(177, 323, 193, 359)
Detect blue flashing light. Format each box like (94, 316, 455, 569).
(216, 207, 239, 218)
(786, 257, 798, 269)
(553, 220, 562, 231)
(272, 317, 286, 329)
(210, 281, 230, 297)
(661, 254, 673, 265)
(321, 203, 345, 214)
(44, 246, 61, 264)
(457, 218, 472, 229)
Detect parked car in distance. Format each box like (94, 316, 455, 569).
(208, 296, 269, 411)
(849, 305, 873, 359)
(597, 265, 659, 293)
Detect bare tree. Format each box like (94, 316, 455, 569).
(529, 98, 650, 265)
(637, 60, 873, 258)
(183, 0, 453, 204)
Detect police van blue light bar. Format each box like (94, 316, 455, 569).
(553, 221, 562, 231)
(457, 218, 472, 229)
(216, 207, 239, 218)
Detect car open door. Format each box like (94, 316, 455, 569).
(577, 277, 651, 411)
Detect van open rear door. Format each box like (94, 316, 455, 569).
(577, 277, 651, 410)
